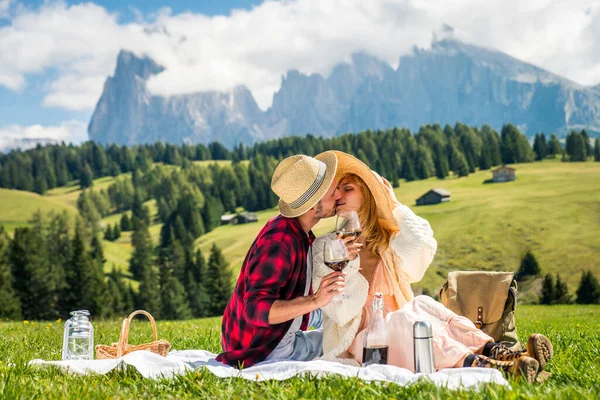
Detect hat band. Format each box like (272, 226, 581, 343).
(288, 161, 327, 209)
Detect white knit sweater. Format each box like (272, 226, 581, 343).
(312, 204, 437, 364)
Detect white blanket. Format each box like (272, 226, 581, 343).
(29, 350, 510, 390)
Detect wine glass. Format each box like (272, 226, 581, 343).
(335, 210, 362, 243)
(323, 238, 350, 302)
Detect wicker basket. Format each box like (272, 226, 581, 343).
(95, 310, 171, 359)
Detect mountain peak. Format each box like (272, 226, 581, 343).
(89, 43, 600, 147)
(115, 50, 164, 81)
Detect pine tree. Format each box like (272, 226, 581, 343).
(80, 163, 94, 189)
(64, 221, 107, 318)
(34, 175, 48, 195)
(124, 283, 135, 312)
(129, 221, 154, 281)
(540, 273, 555, 305)
(594, 138, 600, 162)
(547, 134, 562, 158)
(580, 129, 592, 158)
(450, 146, 469, 177)
(532, 133, 547, 161)
(120, 213, 131, 231)
(90, 233, 105, 264)
(137, 266, 161, 317)
(9, 227, 59, 320)
(554, 274, 571, 304)
(516, 250, 541, 280)
(113, 223, 121, 240)
(202, 196, 225, 233)
(77, 190, 101, 230)
(45, 211, 70, 316)
(185, 249, 209, 317)
(576, 271, 600, 304)
(0, 228, 21, 319)
(104, 224, 114, 241)
(131, 190, 149, 227)
(205, 244, 233, 316)
(160, 276, 192, 320)
(106, 267, 125, 317)
(565, 131, 586, 161)
(500, 124, 534, 163)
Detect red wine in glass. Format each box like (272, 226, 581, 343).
(324, 259, 349, 272)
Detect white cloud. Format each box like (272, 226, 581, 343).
(1, 0, 600, 112)
(0, 120, 88, 151)
(0, 0, 10, 19)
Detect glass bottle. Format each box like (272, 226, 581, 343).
(362, 292, 388, 366)
(62, 310, 94, 360)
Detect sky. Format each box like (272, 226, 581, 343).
(1, 0, 600, 150)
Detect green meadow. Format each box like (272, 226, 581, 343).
(2, 158, 599, 299)
(1, 160, 599, 398)
(0, 305, 598, 399)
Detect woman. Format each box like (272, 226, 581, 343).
(312, 151, 552, 383)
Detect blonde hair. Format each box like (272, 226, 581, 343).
(340, 174, 398, 257)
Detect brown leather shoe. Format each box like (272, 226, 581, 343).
(527, 333, 553, 371)
(470, 354, 540, 384)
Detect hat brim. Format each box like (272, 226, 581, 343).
(329, 150, 396, 223)
(278, 151, 338, 218)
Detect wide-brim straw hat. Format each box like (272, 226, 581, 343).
(271, 151, 338, 218)
(326, 150, 397, 227)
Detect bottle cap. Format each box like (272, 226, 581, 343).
(413, 320, 433, 339)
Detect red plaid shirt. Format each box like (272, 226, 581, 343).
(216, 215, 315, 368)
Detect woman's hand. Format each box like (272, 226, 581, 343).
(337, 234, 363, 260)
(313, 271, 346, 308)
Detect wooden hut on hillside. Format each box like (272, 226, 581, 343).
(221, 212, 258, 225)
(416, 188, 451, 206)
(492, 165, 516, 182)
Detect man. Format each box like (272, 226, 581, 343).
(217, 152, 346, 368)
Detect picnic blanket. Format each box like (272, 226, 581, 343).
(29, 350, 510, 389)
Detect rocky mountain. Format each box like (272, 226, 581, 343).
(88, 40, 600, 147)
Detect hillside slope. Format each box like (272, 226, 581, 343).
(1, 159, 598, 299)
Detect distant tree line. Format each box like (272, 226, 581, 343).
(2, 123, 598, 197)
(516, 250, 600, 305)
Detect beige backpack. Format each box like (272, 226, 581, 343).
(439, 271, 523, 349)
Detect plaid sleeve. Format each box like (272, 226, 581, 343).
(243, 240, 295, 327)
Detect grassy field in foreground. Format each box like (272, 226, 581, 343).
(0, 305, 598, 399)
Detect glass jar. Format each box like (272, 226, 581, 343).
(62, 310, 94, 360)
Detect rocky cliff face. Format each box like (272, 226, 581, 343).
(88, 40, 600, 147)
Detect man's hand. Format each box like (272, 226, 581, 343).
(313, 271, 346, 308)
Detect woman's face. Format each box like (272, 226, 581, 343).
(335, 177, 364, 213)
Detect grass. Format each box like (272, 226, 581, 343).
(395, 159, 600, 294)
(2, 159, 599, 299)
(45, 175, 130, 209)
(0, 188, 77, 234)
(198, 159, 600, 298)
(0, 305, 598, 399)
(192, 160, 250, 168)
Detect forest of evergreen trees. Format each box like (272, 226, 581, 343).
(1, 123, 598, 198)
(0, 210, 232, 320)
(1, 123, 599, 320)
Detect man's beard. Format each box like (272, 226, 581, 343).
(314, 201, 336, 221)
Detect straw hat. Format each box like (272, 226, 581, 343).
(271, 152, 338, 218)
(325, 150, 397, 226)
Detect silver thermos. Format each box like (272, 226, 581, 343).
(413, 320, 435, 374)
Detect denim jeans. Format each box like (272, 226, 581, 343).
(265, 309, 323, 363)
(286, 309, 323, 361)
